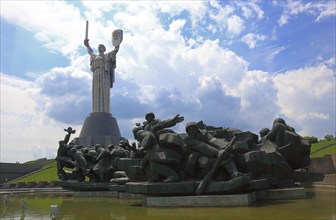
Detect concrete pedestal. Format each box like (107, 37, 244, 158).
(74, 112, 121, 147)
(146, 193, 256, 207)
(59, 181, 111, 191)
(256, 187, 306, 200)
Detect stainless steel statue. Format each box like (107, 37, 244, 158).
(84, 21, 123, 113)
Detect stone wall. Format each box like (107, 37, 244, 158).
(307, 154, 336, 186)
(0, 163, 42, 183)
(308, 154, 336, 174)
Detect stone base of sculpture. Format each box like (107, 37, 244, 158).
(126, 178, 267, 196)
(146, 192, 257, 207)
(145, 187, 306, 207)
(59, 180, 111, 191)
(59, 180, 128, 192)
(73, 112, 121, 147)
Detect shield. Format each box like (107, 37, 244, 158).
(112, 29, 123, 47)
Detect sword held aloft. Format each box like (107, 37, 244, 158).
(85, 20, 89, 40)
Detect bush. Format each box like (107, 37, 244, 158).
(304, 136, 319, 144)
(324, 134, 335, 141)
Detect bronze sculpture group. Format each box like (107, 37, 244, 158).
(56, 113, 311, 195)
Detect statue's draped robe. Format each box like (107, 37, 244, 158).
(90, 51, 116, 113)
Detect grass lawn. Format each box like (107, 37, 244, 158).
(310, 140, 336, 158)
(24, 160, 39, 164)
(8, 160, 59, 184)
(11, 166, 59, 183)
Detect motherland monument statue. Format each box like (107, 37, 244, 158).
(73, 21, 123, 147)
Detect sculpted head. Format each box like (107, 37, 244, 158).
(108, 144, 115, 151)
(273, 118, 286, 125)
(98, 44, 106, 53)
(259, 128, 270, 138)
(185, 122, 201, 136)
(145, 112, 155, 122)
(94, 144, 103, 152)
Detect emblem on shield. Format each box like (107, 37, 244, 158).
(112, 29, 123, 47)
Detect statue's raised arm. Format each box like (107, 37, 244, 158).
(84, 39, 93, 54)
(84, 21, 93, 54)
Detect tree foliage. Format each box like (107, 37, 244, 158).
(304, 136, 319, 144)
(324, 134, 335, 141)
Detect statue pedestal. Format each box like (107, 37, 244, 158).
(74, 112, 121, 147)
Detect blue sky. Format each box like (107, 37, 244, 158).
(1, 0, 335, 162)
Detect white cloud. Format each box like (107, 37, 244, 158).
(275, 0, 336, 26)
(209, 4, 235, 34)
(241, 5, 253, 19)
(242, 33, 267, 49)
(298, 112, 329, 120)
(239, 2, 264, 19)
(169, 19, 186, 34)
(81, 1, 116, 21)
(35, 67, 92, 124)
(227, 15, 245, 36)
(208, 2, 264, 37)
(265, 45, 288, 63)
(323, 57, 335, 68)
(312, 1, 336, 21)
(1, 1, 84, 59)
(0, 73, 69, 162)
(278, 14, 290, 27)
(113, 3, 161, 34)
(217, 69, 281, 132)
(273, 64, 335, 137)
(152, 1, 208, 29)
(248, 2, 264, 19)
(316, 2, 336, 21)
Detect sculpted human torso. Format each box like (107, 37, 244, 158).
(91, 53, 111, 113)
(84, 40, 119, 113)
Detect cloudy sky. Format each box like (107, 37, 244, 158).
(1, 1, 335, 163)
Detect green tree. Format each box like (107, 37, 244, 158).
(324, 134, 335, 141)
(304, 136, 319, 144)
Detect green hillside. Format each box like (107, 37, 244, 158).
(310, 140, 336, 158)
(8, 160, 59, 184)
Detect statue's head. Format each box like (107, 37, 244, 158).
(98, 44, 106, 53)
(185, 122, 201, 136)
(88, 150, 97, 158)
(119, 139, 128, 146)
(259, 128, 270, 137)
(273, 118, 286, 125)
(94, 144, 103, 152)
(145, 112, 155, 122)
(108, 144, 115, 151)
